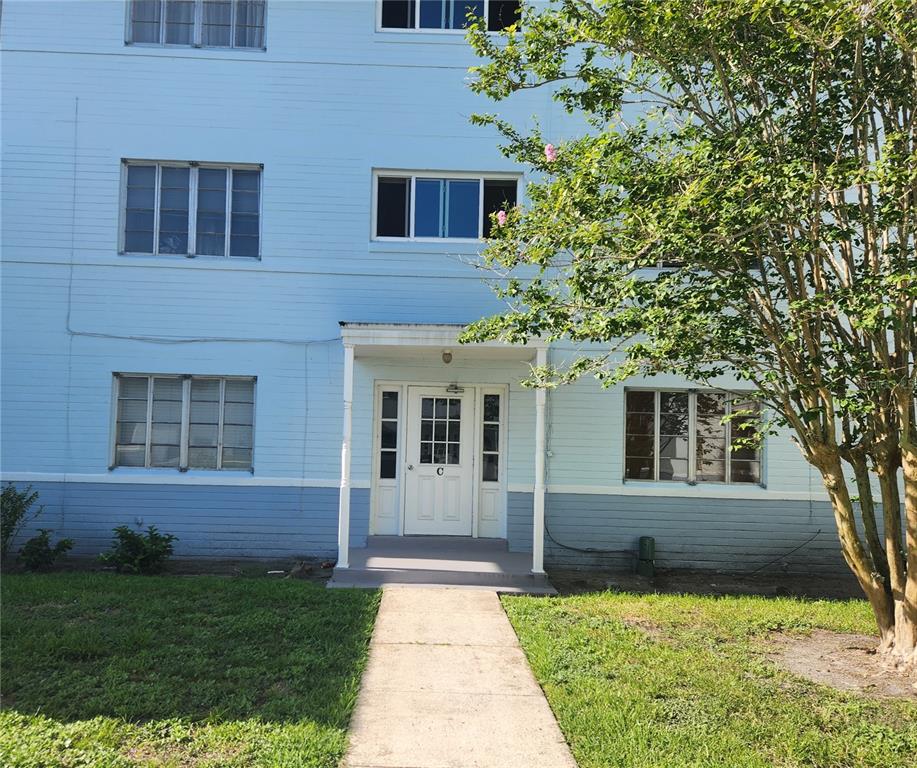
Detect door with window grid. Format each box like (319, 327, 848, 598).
(403, 387, 473, 535)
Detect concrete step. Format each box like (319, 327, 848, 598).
(328, 566, 557, 594)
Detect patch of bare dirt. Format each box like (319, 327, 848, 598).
(768, 629, 917, 700)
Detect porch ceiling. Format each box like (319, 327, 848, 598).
(339, 322, 545, 362)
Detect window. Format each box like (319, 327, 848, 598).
(379, 391, 399, 479)
(128, 0, 266, 48)
(481, 393, 500, 482)
(624, 390, 761, 484)
(113, 374, 255, 470)
(379, 0, 520, 31)
(374, 173, 517, 239)
(420, 397, 461, 465)
(123, 162, 261, 258)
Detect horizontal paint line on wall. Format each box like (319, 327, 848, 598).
(0, 472, 371, 490)
(507, 483, 828, 501)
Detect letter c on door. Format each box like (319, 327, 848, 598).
(436, 467, 444, 476)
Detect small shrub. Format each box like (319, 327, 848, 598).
(1, 484, 42, 560)
(99, 525, 177, 574)
(19, 529, 73, 571)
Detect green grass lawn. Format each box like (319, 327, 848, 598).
(503, 591, 917, 768)
(0, 573, 379, 768)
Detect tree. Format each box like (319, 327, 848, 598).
(464, 0, 917, 666)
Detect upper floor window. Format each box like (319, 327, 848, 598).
(374, 172, 517, 240)
(122, 161, 261, 259)
(128, 0, 266, 49)
(113, 374, 255, 471)
(379, 0, 520, 31)
(624, 390, 762, 485)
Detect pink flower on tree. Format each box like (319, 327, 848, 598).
(496, 210, 508, 227)
(544, 143, 557, 162)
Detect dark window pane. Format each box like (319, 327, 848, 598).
(447, 443, 460, 464)
(454, 0, 485, 28)
(434, 398, 447, 418)
(382, 391, 399, 419)
(415, 179, 442, 237)
(625, 457, 654, 480)
(125, 230, 154, 253)
(731, 460, 760, 484)
(482, 453, 499, 482)
(381, 0, 415, 27)
(448, 398, 461, 418)
(131, 0, 161, 42)
(448, 420, 461, 443)
(420, 420, 433, 441)
(376, 177, 410, 237)
(434, 422, 447, 442)
(203, 0, 233, 46)
(381, 421, 397, 449)
(626, 390, 655, 412)
(445, 180, 479, 238)
(420, 443, 433, 463)
(482, 423, 499, 452)
(482, 179, 517, 236)
(158, 166, 190, 255)
(165, 0, 194, 44)
(419, 0, 445, 27)
(421, 397, 434, 418)
(433, 443, 446, 464)
(230, 235, 259, 258)
(660, 391, 689, 415)
(625, 434, 654, 458)
(380, 451, 397, 479)
(197, 168, 227, 255)
(626, 413, 654, 435)
(487, 0, 520, 31)
(483, 393, 500, 422)
(235, 0, 266, 48)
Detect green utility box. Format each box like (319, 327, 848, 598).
(636, 536, 655, 577)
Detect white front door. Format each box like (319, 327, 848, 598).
(403, 387, 474, 535)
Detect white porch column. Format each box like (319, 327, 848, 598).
(532, 346, 547, 575)
(336, 343, 355, 569)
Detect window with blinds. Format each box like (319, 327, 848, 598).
(123, 162, 261, 259)
(113, 374, 255, 470)
(128, 0, 266, 49)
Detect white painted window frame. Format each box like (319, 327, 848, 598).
(124, 0, 268, 50)
(371, 169, 519, 243)
(110, 373, 257, 472)
(375, 0, 516, 34)
(119, 160, 263, 259)
(622, 388, 764, 486)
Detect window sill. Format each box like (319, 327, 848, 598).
(622, 480, 766, 493)
(108, 467, 254, 477)
(119, 252, 262, 265)
(124, 42, 267, 53)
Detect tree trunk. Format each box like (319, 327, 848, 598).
(896, 442, 917, 666)
(816, 452, 898, 650)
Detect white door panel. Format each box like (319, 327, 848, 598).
(404, 387, 473, 535)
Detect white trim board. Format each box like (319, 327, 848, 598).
(0, 472, 369, 489)
(507, 483, 829, 501)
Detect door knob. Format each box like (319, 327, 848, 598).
(407, 464, 414, 470)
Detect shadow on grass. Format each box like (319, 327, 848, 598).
(0, 573, 379, 727)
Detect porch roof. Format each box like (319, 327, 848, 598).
(339, 322, 546, 361)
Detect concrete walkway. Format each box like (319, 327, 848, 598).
(344, 587, 577, 768)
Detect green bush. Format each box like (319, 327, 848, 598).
(99, 525, 177, 574)
(1, 484, 42, 561)
(19, 529, 73, 571)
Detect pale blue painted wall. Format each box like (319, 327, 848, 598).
(1, 1, 843, 569)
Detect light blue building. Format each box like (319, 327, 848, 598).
(1, 0, 844, 575)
